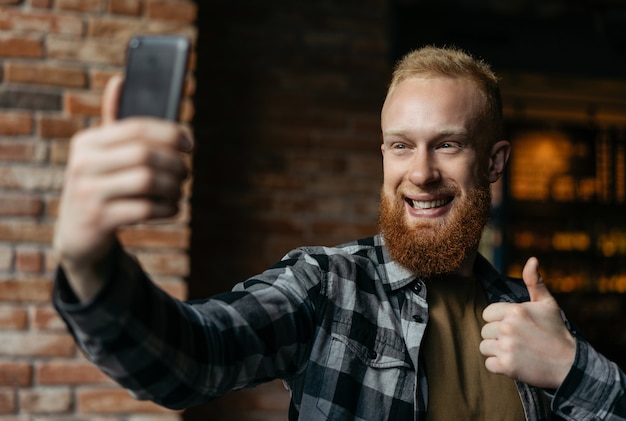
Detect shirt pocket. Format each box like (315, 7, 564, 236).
(315, 317, 413, 419)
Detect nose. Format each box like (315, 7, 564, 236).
(407, 148, 440, 187)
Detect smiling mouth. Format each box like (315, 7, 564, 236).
(407, 197, 453, 210)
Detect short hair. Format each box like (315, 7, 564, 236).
(387, 46, 504, 151)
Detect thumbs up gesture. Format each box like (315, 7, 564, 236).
(479, 257, 576, 388)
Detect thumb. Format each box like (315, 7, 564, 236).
(101, 75, 123, 125)
(522, 256, 555, 304)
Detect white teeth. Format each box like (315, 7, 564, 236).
(411, 199, 448, 209)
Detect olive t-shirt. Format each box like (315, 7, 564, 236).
(422, 275, 525, 420)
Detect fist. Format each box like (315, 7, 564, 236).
(479, 257, 576, 388)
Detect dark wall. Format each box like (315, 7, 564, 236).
(186, 2, 389, 418)
(189, 1, 390, 299)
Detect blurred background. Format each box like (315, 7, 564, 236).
(0, 0, 624, 420)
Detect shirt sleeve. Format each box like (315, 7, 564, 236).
(551, 337, 626, 420)
(53, 246, 320, 410)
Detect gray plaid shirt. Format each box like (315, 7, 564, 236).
(54, 235, 626, 420)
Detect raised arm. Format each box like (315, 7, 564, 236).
(53, 76, 193, 302)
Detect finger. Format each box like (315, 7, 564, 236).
(479, 338, 497, 357)
(96, 166, 185, 204)
(522, 256, 555, 304)
(104, 119, 192, 152)
(480, 321, 499, 340)
(482, 302, 509, 323)
(483, 355, 505, 376)
(101, 198, 181, 230)
(75, 142, 189, 181)
(102, 75, 123, 125)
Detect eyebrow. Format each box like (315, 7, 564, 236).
(382, 127, 469, 140)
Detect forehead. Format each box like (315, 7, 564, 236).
(381, 77, 484, 133)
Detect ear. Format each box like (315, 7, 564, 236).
(487, 140, 510, 183)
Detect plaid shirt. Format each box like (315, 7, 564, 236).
(54, 235, 626, 420)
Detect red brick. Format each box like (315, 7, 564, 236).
(19, 387, 72, 413)
(0, 362, 32, 387)
(0, 388, 16, 414)
(109, 0, 143, 16)
(30, 306, 65, 331)
(0, 166, 65, 191)
(135, 251, 189, 277)
(0, 141, 46, 163)
(36, 360, 110, 385)
(0, 220, 54, 244)
(64, 90, 103, 116)
(0, 9, 83, 35)
(0, 332, 75, 357)
(87, 16, 144, 39)
(55, 0, 102, 12)
(146, 0, 197, 22)
(0, 34, 42, 58)
(90, 69, 122, 90)
(0, 111, 33, 136)
(5, 62, 87, 88)
(0, 194, 43, 217)
(47, 36, 126, 66)
(0, 306, 28, 330)
(30, 0, 52, 8)
(87, 16, 196, 40)
(119, 226, 190, 249)
(49, 139, 69, 164)
(15, 247, 44, 273)
(38, 114, 85, 139)
(0, 278, 53, 303)
(77, 387, 176, 414)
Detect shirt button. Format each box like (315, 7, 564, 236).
(368, 349, 377, 359)
(411, 281, 423, 294)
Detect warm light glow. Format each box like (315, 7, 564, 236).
(507, 126, 626, 293)
(510, 131, 576, 201)
(552, 231, 590, 251)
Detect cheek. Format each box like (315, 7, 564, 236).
(449, 157, 485, 189)
(382, 161, 401, 185)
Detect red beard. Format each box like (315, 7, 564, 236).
(378, 184, 492, 278)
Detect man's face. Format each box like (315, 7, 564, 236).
(379, 77, 505, 277)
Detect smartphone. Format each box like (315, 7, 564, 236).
(117, 35, 190, 121)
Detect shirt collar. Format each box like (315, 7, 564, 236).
(375, 234, 523, 302)
(374, 234, 422, 292)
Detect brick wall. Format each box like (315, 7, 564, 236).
(186, 1, 389, 420)
(0, 0, 196, 420)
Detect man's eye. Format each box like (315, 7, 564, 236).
(437, 142, 463, 152)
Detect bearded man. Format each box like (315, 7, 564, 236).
(53, 46, 626, 420)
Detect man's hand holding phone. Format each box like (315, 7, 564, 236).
(53, 37, 193, 303)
